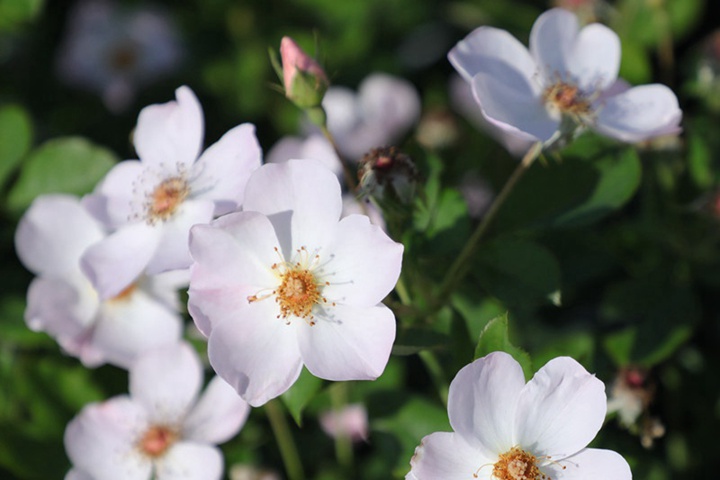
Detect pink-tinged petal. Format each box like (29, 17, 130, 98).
(407, 432, 495, 480)
(448, 352, 525, 457)
(319, 403, 368, 442)
(81, 222, 162, 299)
(146, 198, 216, 275)
(134, 86, 203, 169)
(65, 468, 94, 480)
(92, 288, 183, 369)
(530, 8, 578, 80)
(64, 397, 151, 480)
(192, 123, 262, 216)
(321, 215, 402, 307)
(543, 448, 632, 480)
(188, 213, 280, 336)
(471, 71, 558, 142)
(15, 194, 104, 277)
(515, 357, 606, 458)
(25, 276, 96, 338)
(207, 301, 303, 407)
(129, 343, 203, 424)
(359, 73, 421, 140)
(242, 160, 342, 256)
(155, 443, 223, 480)
(449, 26, 537, 83)
(142, 270, 189, 312)
(594, 84, 682, 142)
(568, 24, 620, 91)
(83, 161, 144, 229)
(301, 135, 343, 178)
(266, 136, 304, 164)
(183, 376, 250, 444)
(298, 303, 395, 381)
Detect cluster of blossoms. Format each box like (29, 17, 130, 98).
(13, 6, 683, 478)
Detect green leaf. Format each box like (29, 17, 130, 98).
(495, 135, 642, 231)
(687, 131, 714, 190)
(281, 367, 323, 426)
(0, 104, 33, 188)
(474, 313, 532, 378)
(0, 0, 44, 31)
(473, 238, 562, 307)
(6, 137, 117, 213)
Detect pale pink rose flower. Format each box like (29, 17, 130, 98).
(15, 194, 183, 369)
(407, 352, 632, 480)
(320, 73, 421, 160)
(449, 8, 681, 151)
(188, 160, 403, 406)
(82, 86, 262, 299)
(320, 404, 369, 443)
(64, 343, 250, 480)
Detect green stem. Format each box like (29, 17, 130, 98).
(419, 350, 448, 407)
(320, 124, 359, 193)
(330, 383, 354, 471)
(395, 275, 412, 306)
(265, 400, 305, 480)
(434, 141, 543, 306)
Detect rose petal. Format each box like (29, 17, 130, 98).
(594, 84, 682, 142)
(129, 343, 203, 424)
(192, 123, 262, 216)
(515, 357, 606, 458)
(530, 8, 578, 81)
(183, 376, 250, 444)
(83, 161, 144, 229)
(207, 301, 303, 407)
(134, 86, 203, 169)
(543, 448, 632, 480)
(448, 352, 525, 457)
(568, 24, 620, 91)
(298, 303, 395, 381)
(321, 214, 402, 307)
(155, 443, 223, 480)
(64, 397, 151, 480)
(407, 432, 494, 480)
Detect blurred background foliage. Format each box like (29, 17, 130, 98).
(1, 0, 720, 478)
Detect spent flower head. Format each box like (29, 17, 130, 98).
(187, 160, 403, 406)
(407, 352, 632, 480)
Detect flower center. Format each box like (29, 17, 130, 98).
(248, 247, 333, 326)
(492, 447, 549, 480)
(542, 81, 592, 120)
(138, 425, 178, 458)
(108, 282, 137, 302)
(146, 176, 190, 224)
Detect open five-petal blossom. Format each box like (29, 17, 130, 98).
(407, 352, 632, 480)
(449, 8, 681, 152)
(187, 160, 403, 406)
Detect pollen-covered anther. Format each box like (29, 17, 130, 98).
(492, 446, 550, 480)
(542, 81, 592, 119)
(276, 268, 323, 323)
(138, 425, 178, 458)
(146, 176, 190, 224)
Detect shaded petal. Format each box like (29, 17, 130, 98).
(25, 276, 96, 338)
(83, 161, 144, 229)
(298, 303, 395, 381)
(146, 198, 216, 275)
(134, 86, 203, 169)
(471, 70, 558, 142)
(321, 215, 402, 307)
(15, 194, 104, 277)
(448, 352, 525, 457)
(449, 27, 536, 82)
(183, 376, 250, 444)
(156, 443, 223, 480)
(515, 357, 606, 458)
(92, 288, 183, 369)
(129, 343, 203, 425)
(543, 448, 632, 480)
(266, 136, 305, 165)
(207, 301, 303, 407)
(568, 24, 620, 91)
(357, 73, 420, 145)
(192, 123, 262, 216)
(81, 223, 162, 299)
(594, 84, 682, 142)
(188, 213, 280, 336)
(242, 160, 342, 257)
(407, 432, 494, 480)
(64, 397, 151, 480)
(65, 469, 94, 480)
(530, 8, 578, 80)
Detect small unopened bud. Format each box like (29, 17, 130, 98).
(358, 146, 418, 205)
(279, 36, 329, 109)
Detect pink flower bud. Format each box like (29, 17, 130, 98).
(279, 36, 329, 108)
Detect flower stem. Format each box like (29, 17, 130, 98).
(330, 382, 354, 471)
(418, 350, 448, 407)
(266, 400, 305, 480)
(320, 124, 359, 193)
(434, 141, 543, 306)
